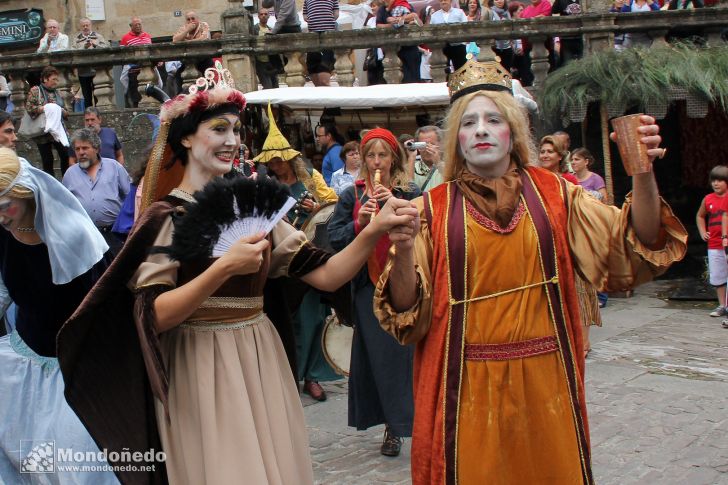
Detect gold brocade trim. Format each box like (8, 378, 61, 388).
(448, 276, 559, 306)
(141, 121, 171, 212)
(199, 296, 264, 309)
(442, 183, 452, 479)
(169, 188, 196, 204)
(454, 187, 468, 483)
(134, 282, 175, 291)
(179, 312, 265, 331)
(522, 170, 591, 482)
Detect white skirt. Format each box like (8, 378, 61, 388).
(0, 332, 119, 484)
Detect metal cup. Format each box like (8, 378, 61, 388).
(610, 114, 652, 176)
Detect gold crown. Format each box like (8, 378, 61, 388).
(188, 60, 236, 95)
(448, 58, 512, 103)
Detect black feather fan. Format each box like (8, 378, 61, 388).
(156, 176, 295, 261)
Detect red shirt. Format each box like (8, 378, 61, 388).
(522, 0, 553, 18)
(120, 31, 152, 46)
(704, 192, 726, 249)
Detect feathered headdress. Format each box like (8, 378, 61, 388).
(140, 60, 247, 213)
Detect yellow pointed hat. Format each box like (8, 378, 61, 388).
(253, 104, 301, 163)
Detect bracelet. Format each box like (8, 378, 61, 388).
(722, 235, 728, 239)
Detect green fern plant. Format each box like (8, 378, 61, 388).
(540, 44, 728, 122)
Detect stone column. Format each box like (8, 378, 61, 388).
(8, 73, 26, 116)
(137, 65, 161, 109)
(92, 66, 116, 109)
(224, 54, 257, 93)
(649, 29, 670, 48)
(382, 49, 403, 85)
(334, 48, 355, 87)
(428, 44, 448, 84)
(181, 63, 200, 92)
(283, 52, 306, 87)
(529, 36, 550, 91)
(584, 24, 613, 54)
(56, 67, 75, 111)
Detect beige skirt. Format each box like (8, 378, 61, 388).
(154, 313, 314, 485)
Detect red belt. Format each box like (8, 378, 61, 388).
(464, 335, 559, 361)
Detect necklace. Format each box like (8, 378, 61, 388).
(16, 226, 35, 232)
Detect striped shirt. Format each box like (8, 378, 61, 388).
(120, 31, 152, 46)
(303, 0, 339, 32)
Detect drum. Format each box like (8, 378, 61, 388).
(321, 312, 353, 377)
(300, 201, 337, 251)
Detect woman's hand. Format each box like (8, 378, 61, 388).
(357, 198, 378, 228)
(370, 197, 417, 236)
(301, 198, 318, 213)
(372, 184, 393, 204)
(217, 232, 269, 277)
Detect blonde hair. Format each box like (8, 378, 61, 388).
(360, 138, 410, 190)
(442, 90, 537, 181)
(0, 148, 33, 199)
(286, 156, 321, 201)
(539, 135, 568, 173)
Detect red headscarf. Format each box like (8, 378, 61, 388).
(361, 127, 399, 154)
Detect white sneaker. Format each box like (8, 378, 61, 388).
(710, 306, 727, 317)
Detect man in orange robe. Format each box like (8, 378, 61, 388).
(374, 60, 687, 485)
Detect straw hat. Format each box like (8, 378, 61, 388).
(253, 104, 301, 164)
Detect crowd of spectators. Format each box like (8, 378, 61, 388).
(8, 0, 707, 107)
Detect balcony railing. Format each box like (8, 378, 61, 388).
(0, 8, 725, 116)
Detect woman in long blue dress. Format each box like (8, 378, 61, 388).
(0, 148, 117, 483)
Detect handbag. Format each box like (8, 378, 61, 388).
(18, 111, 46, 139)
(363, 48, 379, 72)
(18, 84, 50, 139)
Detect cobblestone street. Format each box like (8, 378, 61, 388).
(302, 280, 728, 484)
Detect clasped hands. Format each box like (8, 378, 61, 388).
(370, 197, 419, 249)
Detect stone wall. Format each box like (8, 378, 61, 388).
(16, 109, 158, 177)
(0, 0, 340, 54)
(0, 0, 235, 52)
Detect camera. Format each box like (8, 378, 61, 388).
(405, 140, 427, 151)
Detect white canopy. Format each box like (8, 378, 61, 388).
(244, 83, 451, 109)
(244, 81, 538, 113)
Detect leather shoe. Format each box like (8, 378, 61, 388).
(380, 426, 402, 457)
(303, 380, 327, 401)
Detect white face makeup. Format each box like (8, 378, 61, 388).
(457, 96, 512, 178)
(0, 196, 32, 232)
(182, 114, 241, 178)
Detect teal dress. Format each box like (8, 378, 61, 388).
(278, 176, 340, 383)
